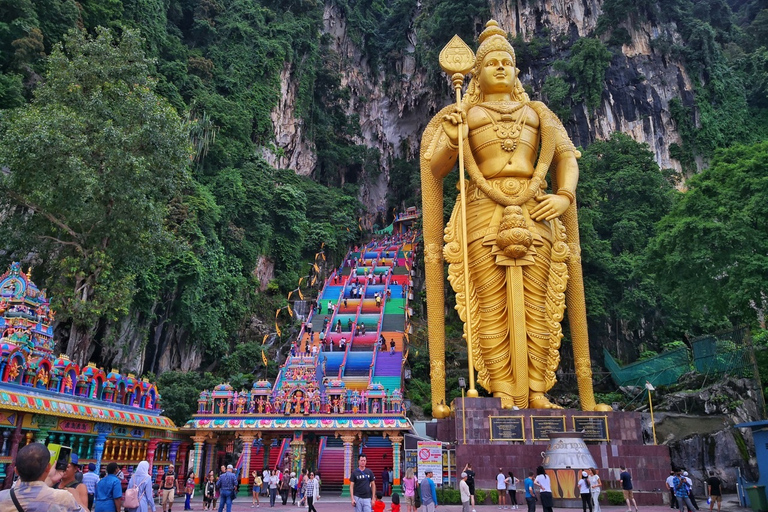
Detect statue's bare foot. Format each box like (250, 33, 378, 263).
(529, 394, 563, 409)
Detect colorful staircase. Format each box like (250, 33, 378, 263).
(271, 229, 418, 493)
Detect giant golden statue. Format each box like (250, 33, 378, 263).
(421, 20, 609, 417)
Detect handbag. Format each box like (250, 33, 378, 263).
(414, 487, 421, 509)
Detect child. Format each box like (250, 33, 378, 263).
(373, 491, 386, 512)
(390, 492, 401, 512)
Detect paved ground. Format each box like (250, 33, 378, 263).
(187, 493, 746, 512)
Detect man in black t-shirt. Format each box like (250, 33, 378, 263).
(707, 472, 722, 512)
(463, 463, 476, 511)
(350, 454, 376, 512)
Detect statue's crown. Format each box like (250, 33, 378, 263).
(475, 20, 516, 72)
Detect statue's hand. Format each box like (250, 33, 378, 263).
(530, 194, 571, 221)
(441, 106, 468, 147)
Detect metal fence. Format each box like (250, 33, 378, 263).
(604, 327, 754, 388)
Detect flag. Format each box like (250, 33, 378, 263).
(311, 276, 317, 286)
(262, 349, 268, 366)
(287, 304, 293, 317)
(262, 334, 268, 345)
(287, 290, 293, 301)
(298, 277, 305, 286)
(275, 309, 282, 337)
(297, 289, 303, 300)
(313, 263, 319, 273)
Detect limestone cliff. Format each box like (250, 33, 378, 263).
(267, 0, 694, 221)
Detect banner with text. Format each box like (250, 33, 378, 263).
(417, 441, 442, 480)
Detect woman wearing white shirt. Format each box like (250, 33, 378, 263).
(534, 466, 553, 512)
(497, 468, 508, 509)
(578, 470, 592, 512)
(588, 468, 602, 512)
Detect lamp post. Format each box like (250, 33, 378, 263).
(645, 381, 657, 445)
(458, 377, 467, 445)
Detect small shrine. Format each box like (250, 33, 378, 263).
(0, 262, 183, 489)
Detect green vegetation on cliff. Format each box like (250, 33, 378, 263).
(0, 0, 767, 420)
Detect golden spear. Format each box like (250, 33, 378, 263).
(438, 36, 479, 398)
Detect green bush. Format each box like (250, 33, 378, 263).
(436, 488, 461, 504)
(490, 489, 499, 504)
(475, 489, 487, 504)
(605, 490, 625, 505)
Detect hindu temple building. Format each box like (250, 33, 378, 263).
(183, 232, 419, 495)
(0, 262, 184, 488)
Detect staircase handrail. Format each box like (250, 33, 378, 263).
(317, 436, 328, 469)
(275, 438, 290, 469)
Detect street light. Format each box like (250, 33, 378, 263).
(458, 377, 467, 445)
(645, 381, 657, 445)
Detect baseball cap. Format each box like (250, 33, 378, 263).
(582, 471, 588, 477)
(683, 471, 689, 476)
(227, 464, 234, 469)
(425, 470, 433, 475)
(70, 454, 80, 466)
(461, 472, 467, 478)
(89, 463, 97, 472)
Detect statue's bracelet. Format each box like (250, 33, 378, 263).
(557, 190, 576, 203)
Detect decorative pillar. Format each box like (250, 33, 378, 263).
(204, 438, 217, 477)
(169, 441, 181, 466)
(1, 413, 24, 490)
(289, 434, 305, 477)
(176, 443, 189, 491)
(191, 435, 206, 485)
(238, 434, 255, 496)
(33, 427, 51, 444)
(340, 433, 356, 497)
(147, 439, 161, 467)
(390, 435, 403, 494)
(93, 433, 108, 473)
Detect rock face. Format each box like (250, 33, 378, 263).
(267, 0, 694, 221)
(646, 377, 762, 493)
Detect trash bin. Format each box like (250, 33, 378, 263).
(746, 485, 768, 512)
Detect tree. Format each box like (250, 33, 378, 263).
(0, 28, 192, 366)
(647, 140, 768, 327)
(577, 133, 677, 355)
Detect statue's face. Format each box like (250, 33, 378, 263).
(478, 50, 516, 95)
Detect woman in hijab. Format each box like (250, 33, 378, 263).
(126, 461, 156, 512)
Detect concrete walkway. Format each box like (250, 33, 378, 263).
(189, 493, 746, 512)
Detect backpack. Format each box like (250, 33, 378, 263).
(124, 480, 141, 509)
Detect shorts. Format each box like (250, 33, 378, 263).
(468, 484, 476, 495)
(623, 490, 634, 499)
(253, 486, 261, 494)
(162, 489, 175, 505)
(711, 495, 722, 503)
(405, 495, 415, 506)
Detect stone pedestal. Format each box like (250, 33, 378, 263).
(437, 397, 671, 507)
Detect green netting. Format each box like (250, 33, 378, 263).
(604, 347, 691, 387)
(692, 327, 751, 376)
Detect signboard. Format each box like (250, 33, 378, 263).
(531, 416, 566, 441)
(573, 416, 609, 441)
(114, 426, 146, 438)
(57, 419, 93, 434)
(416, 441, 442, 480)
(489, 416, 525, 441)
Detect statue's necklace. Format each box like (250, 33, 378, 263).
(480, 102, 528, 153)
